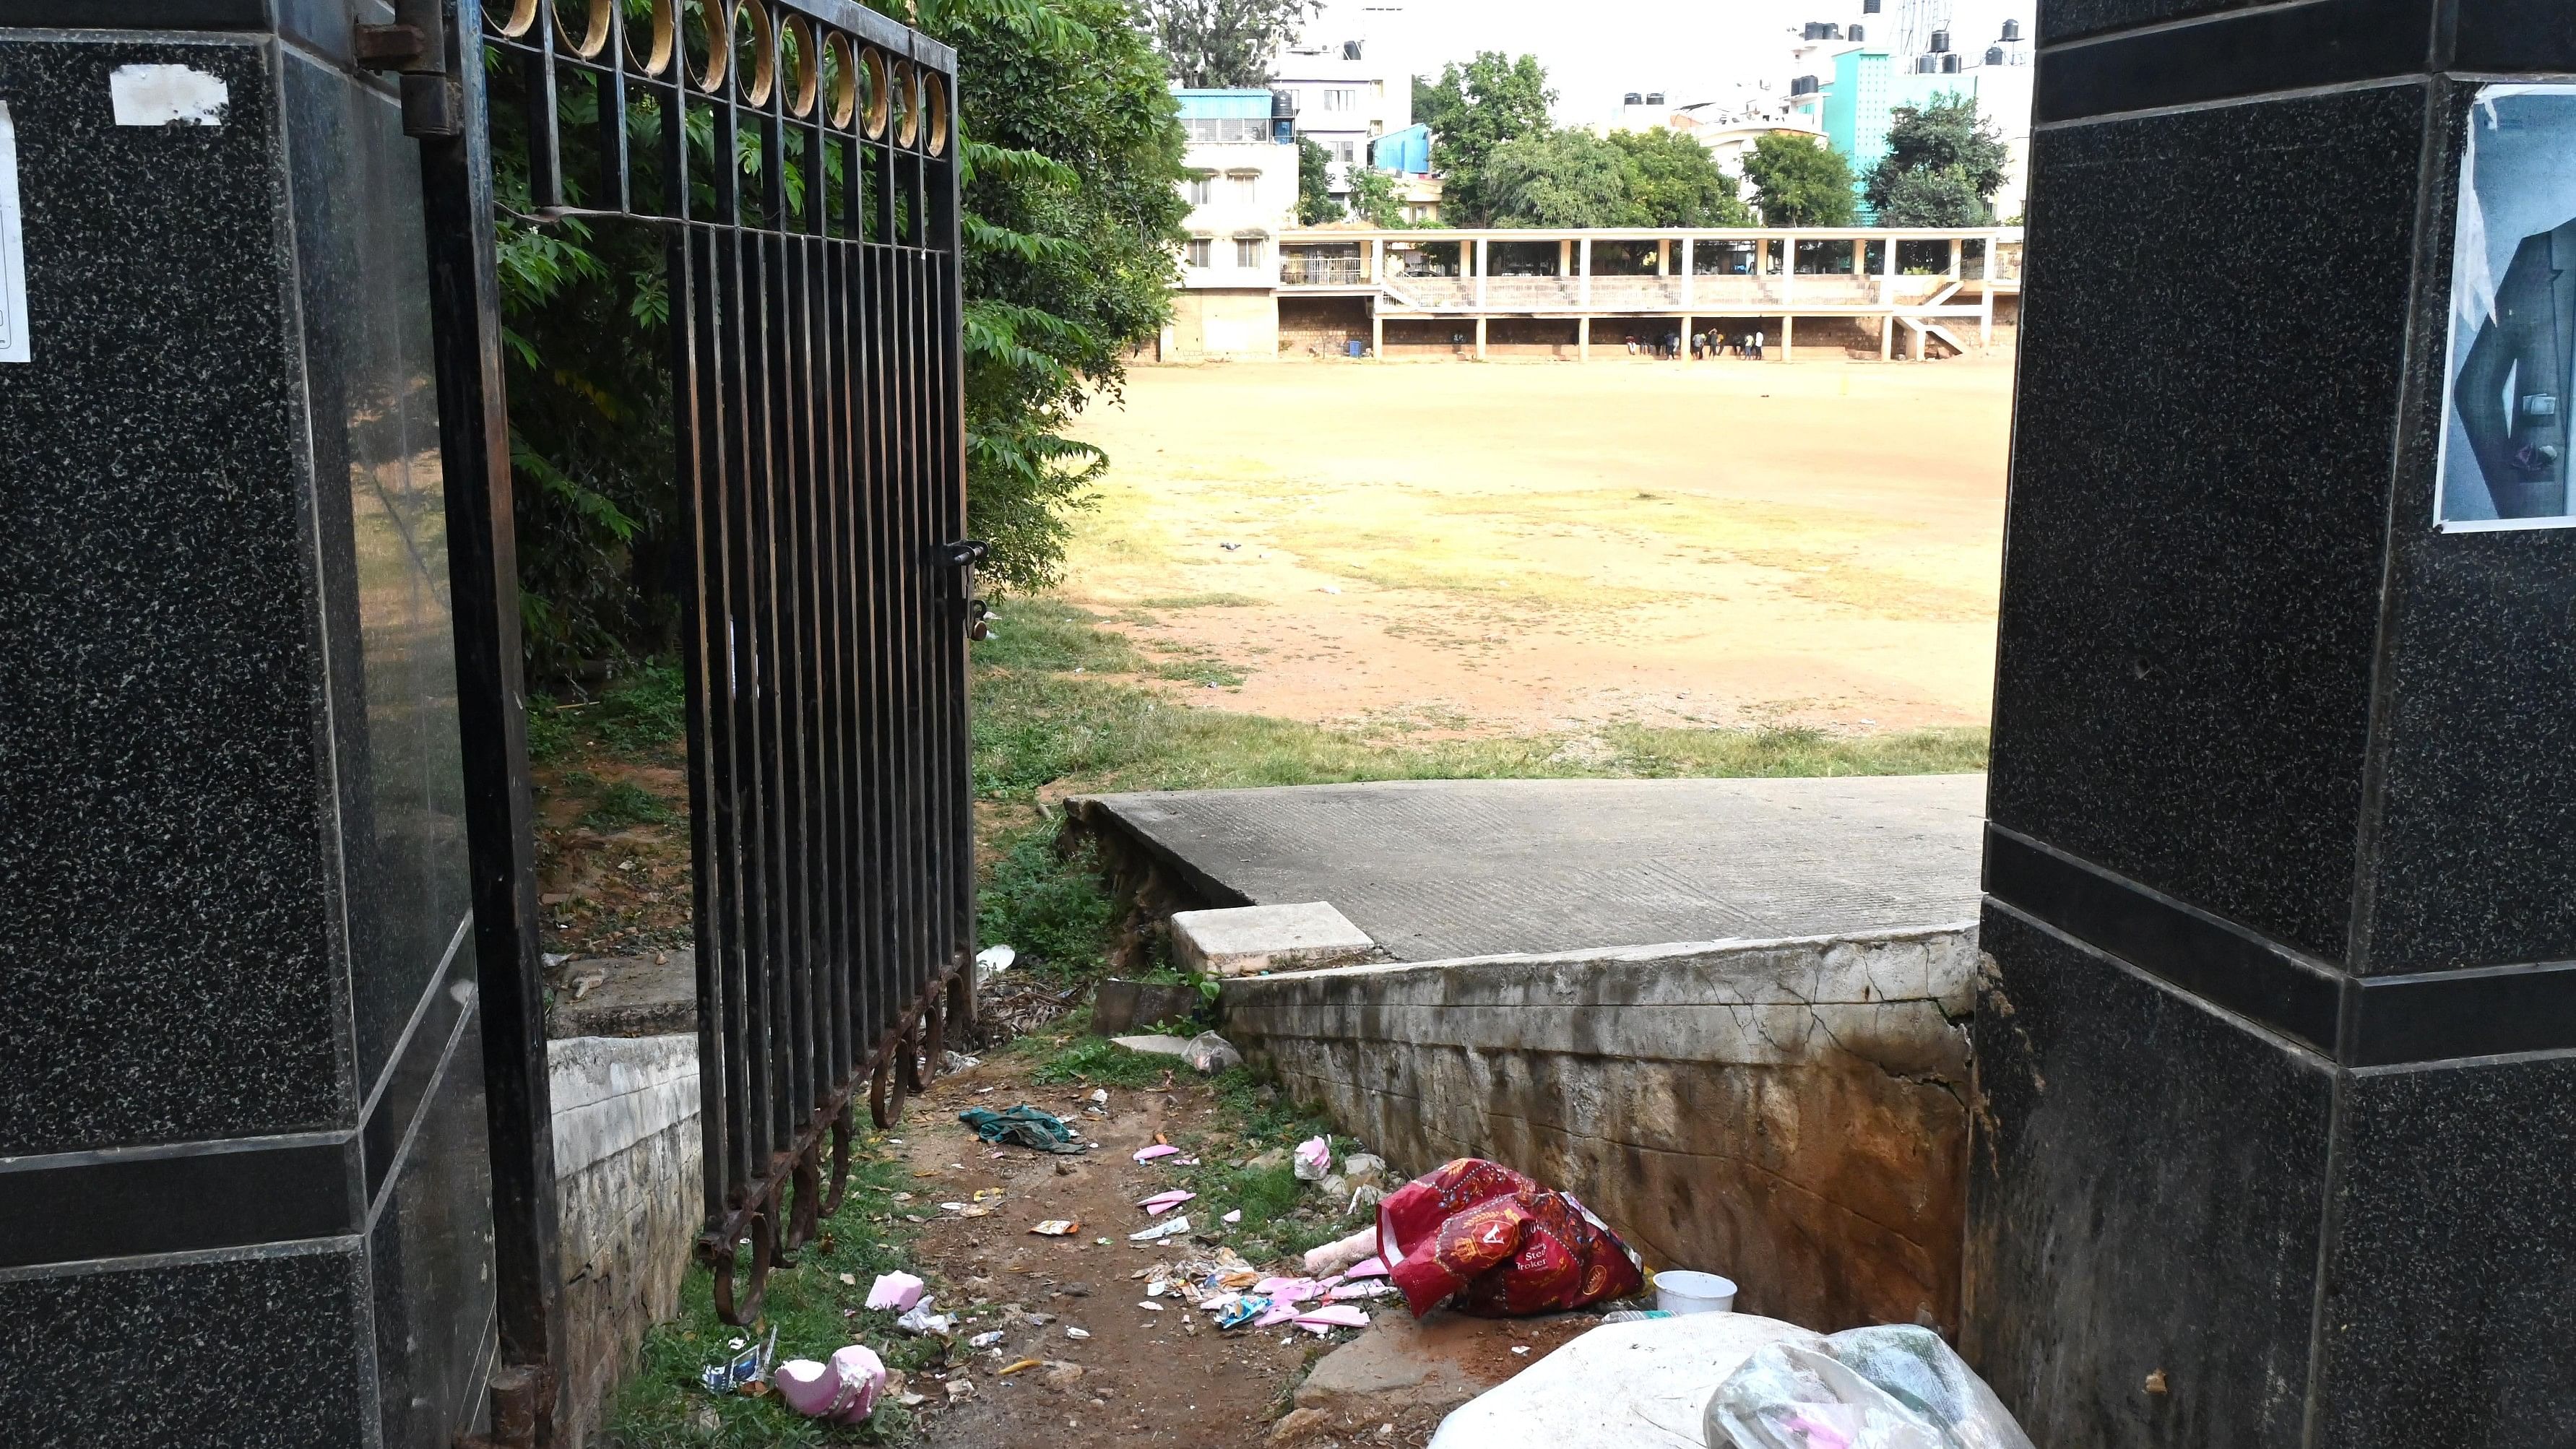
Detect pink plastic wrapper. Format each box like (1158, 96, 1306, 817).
(864, 1271, 925, 1312)
(1295, 1304, 1370, 1333)
(774, 1344, 887, 1423)
(1133, 1143, 1180, 1163)
(1346, 1256, 1388, 1279)
(1138, 1189, 1196, 1215)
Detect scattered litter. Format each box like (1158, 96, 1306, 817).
(943, 1050, 982, 1073)
(1706, 1325, 2035, 1449)
(969, 1331, 1006, 1349)
(1380, 1159, 1642, 1317)
(1293, 1136, 1332, 1182)
(895, 1302, 955, 1336)
(1089, 1088, 1109, 1104)
(1223, 1209, 1242, 1224)
(1031, 1220, 1081, 1237)
(1221, 542, 1242, 550)
(1320, 584, 1341, 594)
(1510, 1346, 1531, 1356)
(1328, 1281, 1396, 1302)
(1181, 1031, 1242, 1074)
(1216, 1294, 1272, 1329)
(946, 1378, 975, 1403)
(960, 1104, 1083, 1154)
(1599, 1309, 1673, 1325)
(1066, 1326, 1092, 1340)
(1254, 1276, 1321, 1304)
(699, 1326, 777, 1395)
(1341, 1154, 1388, 1188)
(865, 1273, 925, 1312)
(1137, 1300, 1165, 1312)
(1133, 1143, 1181, 1163)
(1128, 1215, 1193, 1242)
(1043, 1360, 1086, 1388)
(1347, 1256, 1388, 1279)
(1295, 1305, 1370, 1334)
(975, 944, 1016, 980)
(838, 1272, 857, 1286)
(998, 1357, 1044, 1376)
(1138, 1189, 1196, 1215)
(1255, 1301, 1302, 1329)
(774, 1344, 886, 1423)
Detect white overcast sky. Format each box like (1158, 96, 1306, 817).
(1311, 0, 2036, 128)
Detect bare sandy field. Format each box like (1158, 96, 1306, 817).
(1058, 354, 2014, 735)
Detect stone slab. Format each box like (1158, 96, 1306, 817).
(1295, 1308, 1597, 1418)
(548, 950, 696, 1039)
(1076, 776, 1987, 961)
(1172, 901, 1375, 976)
(1110, 1034, 1194, 1057)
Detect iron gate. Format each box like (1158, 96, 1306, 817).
(438, 0, 978, 1360)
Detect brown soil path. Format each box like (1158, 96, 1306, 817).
(1063, 357, 2013, 733)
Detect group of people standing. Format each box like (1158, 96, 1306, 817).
(1628, 329, 1767, 360)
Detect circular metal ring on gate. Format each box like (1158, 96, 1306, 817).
(486, 0, 539, 37)
(909, 997, 944, 1092)
(892, 59, 919, 147)
(682, 0, 730, 93)
(946, 966, 974, 1035)
(626, 0, 677, 75)
(818, 1104, 855, 1217)
(782, 1143, 823, 1255)
(823, 33, 858, 129)
(734, 1, 777, 107)
(921, 72, 949, 157)
(869, 1044, 909, 1128)
(860, 48, 891, 139)
(780, 17, 819, 118)
(555, 0, 613, 58)
(708, 1205, 775, 1326)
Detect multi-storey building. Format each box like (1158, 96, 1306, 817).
(1268, 9, 1409, 205)
(1167, 88, 1301, 361)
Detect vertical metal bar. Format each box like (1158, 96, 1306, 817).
(420, 0, 563, 1435)
(933, 72, 973, 977)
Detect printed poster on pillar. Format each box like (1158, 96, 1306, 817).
(2439, 85, 2576, 530)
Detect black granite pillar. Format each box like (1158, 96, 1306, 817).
(0, 9, 497, 1445)
(1969, 3, 2576, 1445)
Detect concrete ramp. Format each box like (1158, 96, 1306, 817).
(1068, 774, 1987, 960)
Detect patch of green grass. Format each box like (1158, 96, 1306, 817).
(583, 779, 680, 830)
(969, 599, 1987, 805)
(595, 660, 690, 756)
(974, 827, 1120, 983)
(973, 598, 1147, 675)
(528, 703, 578, 763)
(1151, 657, 1247, 688)
(1162, 1068, 1365, 1263)
(608, 1147, 938, 1447)
(1029, 1036, 1175, 1089)
(1136, 592, 1263, 609)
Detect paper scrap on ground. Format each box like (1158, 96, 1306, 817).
(1223, 1209, 1242, 1224)
(1029, 1219, 1080, 1236)
(864, 1273, 925, 1312)
(1138, 1190, 1196, 1215)
(1295, 1305, 1370, 1332)
(1128, 1214, 1193, 1242)
(1133, 1143, 1180, 1162)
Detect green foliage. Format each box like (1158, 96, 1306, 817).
(977, 827, 1120, 982)
(1607, 128, 1755, 227)
(1742, 132, 1857, 226)
(1483, 129, 1629, 228)
(1031, 1036, 1175, 1086)
(1863, 92, 2010, 225)
(1416, 52, 1555, 225)
(1296, 136, 1339, 226)
(1483, 126, 1756, 229)
(1344, 165, 1409, 227)
(580, 779, 677, 830)
(592, 659, 689, 755)
(1138, 0, 1315, 87)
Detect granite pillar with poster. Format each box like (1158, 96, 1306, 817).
(1971, 2, 2576, 1445)
(0, 9, 501, 1445)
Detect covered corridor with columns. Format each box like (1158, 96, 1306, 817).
(1271, 225, 2021, 363)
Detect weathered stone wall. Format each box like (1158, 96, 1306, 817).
(549, 1035, 702, 1448)
(1221, 927, 1975, 1335)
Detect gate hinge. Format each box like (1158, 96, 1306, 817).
(938, 539, 990, 568)
(355, 0, 459, 138)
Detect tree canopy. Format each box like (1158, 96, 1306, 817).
(1741, 132, 1857, 226)
(1344, 166, 1409, 227)
(1863, 93, 2010, 225)
(1482, 129, 1628, 228)
(1295, 136, 1339, 225)
(1606, 129, 1755, 227)
(1415, 51, 1554, 225)
(1136, 0, 1314, 88)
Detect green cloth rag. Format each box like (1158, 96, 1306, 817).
(958, 1104, 1083, 1154)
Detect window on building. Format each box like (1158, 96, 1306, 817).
(1324, 88, 1357, 111)
(1186, 238, 1212, 269)
(1235, 238, 1263, 269)
(1232, 173, 1258, 203)
(1188, 175, 1213, 204)
(1334, 139, 1357, 163)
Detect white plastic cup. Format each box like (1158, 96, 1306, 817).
(1652, 1269, 1738, 1315)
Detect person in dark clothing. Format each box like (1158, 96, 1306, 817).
(2457, 216, 2576, 518)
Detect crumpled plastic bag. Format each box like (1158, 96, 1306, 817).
(1294, 1136, 1333, 1182)
(1704, 1325, 2034, 1449)
(1181, 1031, 1242, 1074)
(958, 1104, 1083, 1154)
(774, 1344, 886, 1423)
(1379, 1158, 1643, 1318)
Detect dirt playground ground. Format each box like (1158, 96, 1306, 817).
(1060, 355, 2014, 734)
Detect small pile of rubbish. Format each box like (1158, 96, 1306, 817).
(1131, 1245, 1384, 1336)
(957, 1103, 1086, 1154)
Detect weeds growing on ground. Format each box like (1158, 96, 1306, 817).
(582, 779, 680, 829)
(975, 829, 1120, 984)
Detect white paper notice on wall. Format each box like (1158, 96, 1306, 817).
(0, 102, 28, 365)
(109, 64, 229, 127)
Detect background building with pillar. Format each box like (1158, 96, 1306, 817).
(1167, 88, 1300, 363)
